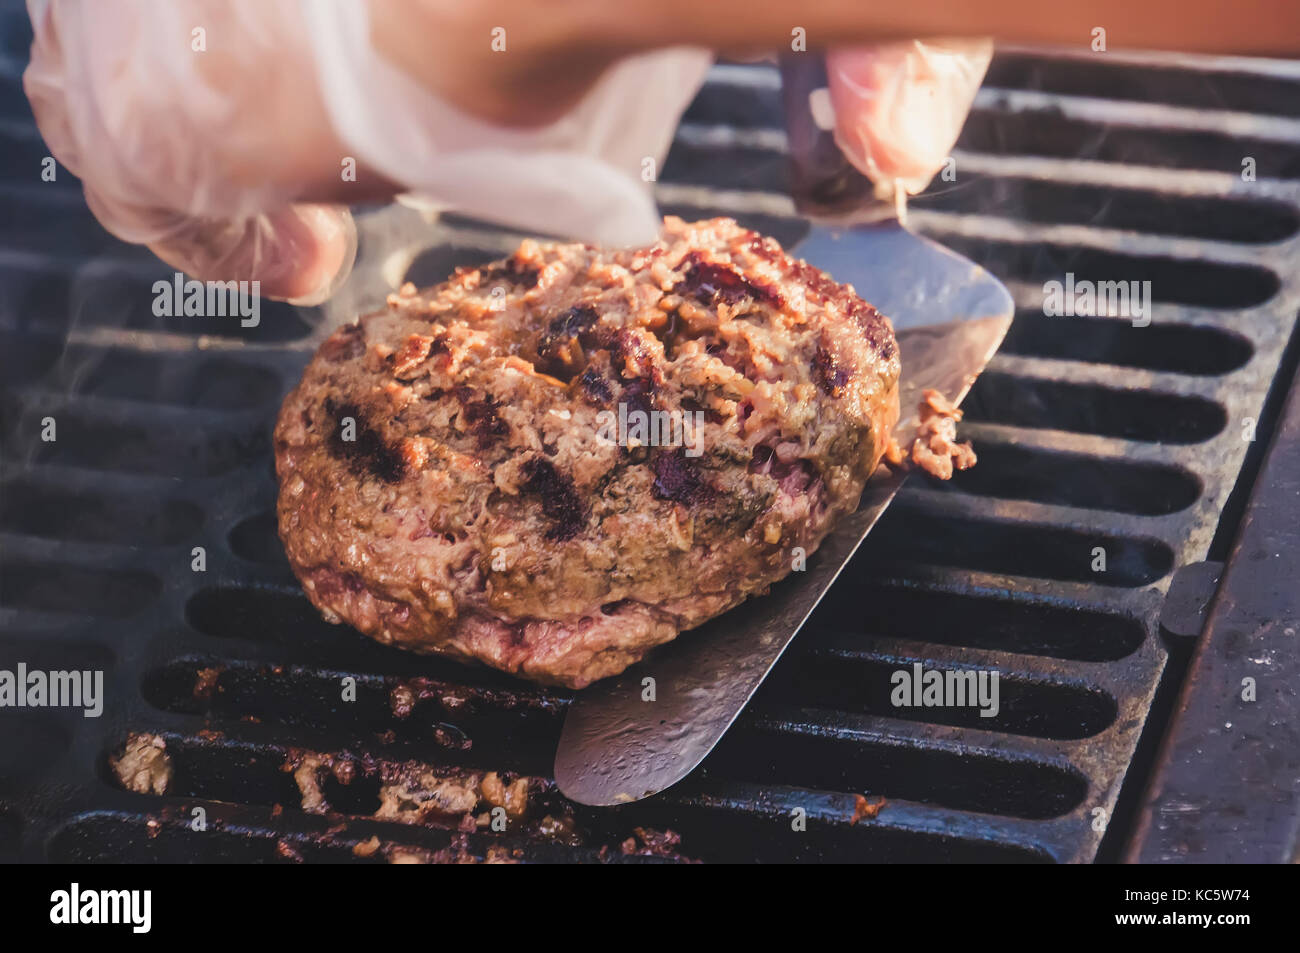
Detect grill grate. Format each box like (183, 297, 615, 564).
(3, 10, 1300, 861)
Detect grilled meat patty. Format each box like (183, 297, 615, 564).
(274, 217, 900, 687)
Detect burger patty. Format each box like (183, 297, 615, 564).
(274, 217, 901, 687)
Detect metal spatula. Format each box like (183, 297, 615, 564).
(554, 57, 1014, 806)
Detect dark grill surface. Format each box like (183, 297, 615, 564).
(3, 10, 1300, 861)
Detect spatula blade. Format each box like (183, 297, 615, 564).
(797, 222, 1013, 332)
(555, 287, 1012, 806)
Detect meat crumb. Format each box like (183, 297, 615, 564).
(390, 683, 416, 719)
(480, 771, 530, 819)
(276, 839, 305, 863)
(193, 666, 222, 701)
(109, 733, 173, 796)
(387, 848, 430, 864)
(620, 827, 686, 858)
(883, 435, 906, 468)
(903, 389, 976, 480)
(374, 771, 482, 822)
(293, 755, 329, 814)
(850, 794, 887, 825)
(384, 839, 520, 865)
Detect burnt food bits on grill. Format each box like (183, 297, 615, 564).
(274, 217, 901, 687)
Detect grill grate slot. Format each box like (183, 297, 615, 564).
(861, 501, 1174, 586)
(998, 313, 1254, 374)
(912, 174, 1300, 243)
(928, 443, 1201, 514)
(0, 478, 203, 543)
(141, 657, 565, 758)
(94, 731, 693, 862)
(757, 648, 1117, 740)
(926, 236, 1280, 308)
(0, 561, 160, 617)
(961, 372, 1228, 443)
(706, 711, 1090, 819)
(65, 352, 284, 410)
(603, 792, 1055, 863)
(45, 811, 663, 864)
(227, 512, 293, 568)
(810, 580, 1146, 662)
(0, 262, 317, 343)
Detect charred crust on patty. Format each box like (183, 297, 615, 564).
(520, 457, 587, 541)
(788, 259, 896, 361)
(453, 386, 509, 448)
(651, 449, 714, 505)
(812, 344, 851, 398)
(577, 368, 614, 404)
(476, 257, 540, 290)
(323, 399, 407, 484)
(536, 305, 598, 380)
(847, 299, 896, 361)
(673, 252, 780, 308)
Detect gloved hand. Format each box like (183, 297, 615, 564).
(23, 0, 990, 305)
(828, 39, 994, 197)
(24, 0, 364, 303)
(22, 0, 710, 303)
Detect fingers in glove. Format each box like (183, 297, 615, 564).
(141, 203, 357, 306)
(827, 39, 993, 196)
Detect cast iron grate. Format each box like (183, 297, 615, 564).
(3, 8, 1300, 860)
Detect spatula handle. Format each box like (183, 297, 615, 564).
(779, 54, 883, 218)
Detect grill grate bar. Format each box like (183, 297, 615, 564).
(974, 85, 1300, 144)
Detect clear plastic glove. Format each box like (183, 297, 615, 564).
(22, 0, 710, 302)
(828, 39, 994, 198)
